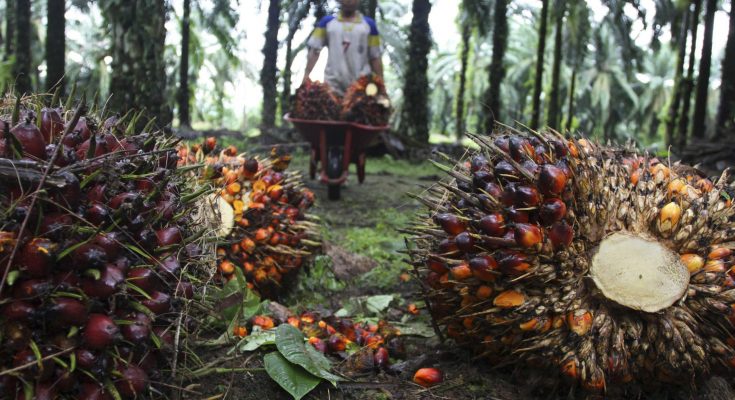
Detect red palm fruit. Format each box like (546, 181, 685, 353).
(53, 367, 76, 392)
(498, 251, 531, 275)
(34, 382, 57, 400)
(72, 243, 109, 269)
(434, 213, 466, 235)
(244, 158, 259, 175)
(507, 207, 529, 223)
(548, 221, 574, 249)
(109, 191, 142, 210)
(252, 315, 275, 329)
(17, 238, 56, 277)
(39, 213, 71, 237)
(455, 232, 475, 253)
(84, 314, 120, 350)
(450, 263, 473, 280)
(471, 155, 489, 172)
(153, 326, 175, 348)
(81, 264, 124, 298)
(469, 255, 498, 282)
(157, 254, 180, 276)
(13, 349, 54, 381)
(309, 337, 327, 353)
(115, 364, 149, 398)
(426, 258, 448, 274)
(514, 223, 543, 247)
(481, 182, 503, 200)
(75, 136, 110, 160)
(74, 117, 94, 141)
(479, 213, 506, 236)
(79, 383, 114, 400)
(13, 279, 53, 299)
(92, 232, 123, 259)
(10, 120, 47, 159)
(175, 281, 194, 299)
(509, 137, 534, 161)
(514, 186, 541, 207)
(539, 198, 567, 225)
(1, 301, 36, 322)
(121, 313, 152, 342)
(75, 348, 98, 369)
(538, 164, 567, 195)
(500, 184, 516, 206)
(494, 136, 510, 152)
(472, 170, 493, 189)
(48, 297, 89, 326)
(86, 184, 107, 203)
(438, 238, 459, 255)
(85, 203, 111, 225)
(141, 291, 171, 315)
(521, 159, 540, 175)
(413, 368, 443, 387)
(328, 334, 348, 352)
(127, 267, 158, 293)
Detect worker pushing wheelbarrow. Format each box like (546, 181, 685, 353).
(285, 0, 390, 200)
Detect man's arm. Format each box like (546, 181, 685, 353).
(370, 57, 383, 80)
(302, 48, 321, 85)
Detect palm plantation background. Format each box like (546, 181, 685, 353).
(1, 0, 734, 154)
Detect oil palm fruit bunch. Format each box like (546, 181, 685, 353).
(291, 79, 341, 121)
(340, 74, 390, 126)
(407, 126, 735, 395)
(0, 94, 206, 399)
(178, 138, 319, 299)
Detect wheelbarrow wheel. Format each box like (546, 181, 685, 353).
(326, 147, 342, 200)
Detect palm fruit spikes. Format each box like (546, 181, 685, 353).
(340, 74, 391, 126)
(0, 94, 207, 399)
(178, 138, 319, 299)
(407, 126, 735, 394)
(291, 79, 341, 121)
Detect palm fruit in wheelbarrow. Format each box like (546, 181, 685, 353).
(0, 94, 209, 399)
(178, 138, 320, 299)
(340, 74, 391, 126)
(406, 126, 735, 396)
(291, 79, 340, 121)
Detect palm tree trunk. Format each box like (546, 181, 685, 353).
(104, 0, 170, 129)
(178, 0, 191, 127)
(565, 68, 576, 132)
(45, 0, 65, 93)
(260, 0, 280, 132)
(400, 0, 432, 143)
(455, 22, 470, 140)
(3, 0, 14, 61)
(547, 0, 565, 131)
(691, 0, 716, 139)
(716, 0, 735, 135)
(676, 0, 702, 149)
(665, 5, 690, 147)
(484, 0, 509, 134)
(530, 0, 549, 130)
(13, 0, 30, 94)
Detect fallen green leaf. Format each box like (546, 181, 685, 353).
(264, 352, 321, 400)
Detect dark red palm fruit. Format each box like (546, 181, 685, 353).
(141, 291, 171, 315)
(126, 267, 158, 293)
(13, 349, 54, 381)
(79, 383, 114, 400)
(494, 160, 517, 179)
(152, 326, 174, 348)
(426, 258, 448, 274)
(387, 337, 406, 359)
(34, 382, 58, 400)
(470, 155, 489, 172)
(109, 192, 142, 210)
(498, 251, 531, 275)
(507, 207, 529, 223)
(80, 265, 124, 298)
(74, 117, 94, 141)
(39, 213, 74, 237)
(10, 120, 47, 159)
(53, 367, 76, 392)
(72, 243, 108, 269)
(455, 232, 475, 253)
(46, 143, 77, 167)
(433, 213, 466, 235)
(509, 137, 534, 161)
(53, 270, 80, 288)
(40, 108, 64, 143)
(550, 139, 568, 157)
(438, 238, 459, 256)
(157, 254, 180, 277)
(539, 198, 567, 225)
(521, 159, 540, 176)
(328, 334, 348, 352)
(472, 170, 493, 190)
(4, 321, 30, 351)
(493, 136, 510, 153)
(75, 348, 98, 369)
(548, 221, 574, 250)
(13, 279, 54, 299)
(85, 203, 111, 226)
(61, 129, 83, 147)
(1, 301, 36, 322)
(48, 297, 89, 326)
(75, 136, 110, 160)
(92, 232, 123, 259)
(121, 313, 152, 342)
(555, 159, 572, 178)
(155, 197, 177, 220)
(514, 223, 543, 247)
(0, 375, 18, 398)
(499, 184, 516, 206)
(514, 186, 541, 207)
(538, 164, 568, 195)
(479, 213, 506, 236)
(469, 255, 498, 282)
(17, 237, 56, 277)
(86, 184, 107, 203)
(83, 314, 120, 350)
(155, 227, 182, 247)
(175, 281, 194, 299)
(480, 182, 503, 200)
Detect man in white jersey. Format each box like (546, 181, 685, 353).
(302, 0, 384, 96)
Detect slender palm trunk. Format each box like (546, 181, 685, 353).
(3, 0, 14, 61)
(260, 0, 280, 132)
(716, 0, 735, 134)
(676, 0, 702, 149)
(484, 0, 509, 134)
(565, 68, 576, 132)
(13, 0, 30, 94)
(691, 0, 716, 139)
(455, 23, 470, 140)
(178, 0, 191, 127)
(45, 0, 65, 93)
(530, 0, 549, 130)
(666, 6, 690, 147)
(547, 0, 565, 131)
(400, 0, 432, 143)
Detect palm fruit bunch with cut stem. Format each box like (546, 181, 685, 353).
(290, 79, 341, 121)
(340, 74, 391, 126)
(0, 92, 209, 399)
(178, 138, 319, 299)
(406, 125, 735, 395)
